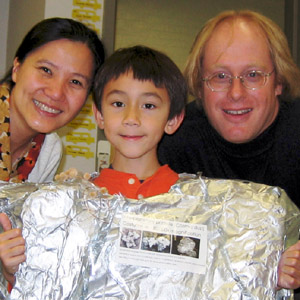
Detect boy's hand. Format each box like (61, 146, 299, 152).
(54, 168, 91, 181)
(0, 213, 26, 286)
(277, 240, 300, 290)
(55, 168, 108, 195)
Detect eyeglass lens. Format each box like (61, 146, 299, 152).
(208, 72, 267, 91)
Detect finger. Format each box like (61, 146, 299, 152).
(278, 256, 300, 290)
(2, 245, 26, 266)
(2, 252, 26, 276)
(281, 262, 300, 277)
(0, 213, 12, 231)
(0, 241, 26, 268)
(282, 251, 300, 264)
(281, 251, 300, 269)
(2, 235, 25, 248)
(0, 235, 25, 265)
(66, 168, 78, 177)
(83, 172, 91, 180)
(0, 228, 22, 243)
(278, 272, 300, 290)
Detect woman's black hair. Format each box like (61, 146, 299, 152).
(93, 45, 187, 120)
(0, 17, 105, 90)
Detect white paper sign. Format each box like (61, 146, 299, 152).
(117, 213, 208, 274)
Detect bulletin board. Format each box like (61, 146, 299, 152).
(44, 0, 110, 174)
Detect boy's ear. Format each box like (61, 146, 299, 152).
(164, 111, 184, 135)
(92, 103, 105, 129)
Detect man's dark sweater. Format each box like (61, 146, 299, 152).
(159, 99, 300, 209)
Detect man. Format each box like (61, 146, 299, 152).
(158, 10, 300, 295)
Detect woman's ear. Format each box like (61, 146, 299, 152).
(12, 58, 21, 83)
(92, 103, 105, 129)
(164, 111, 184, 135)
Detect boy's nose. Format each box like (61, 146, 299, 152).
(123, 107, 141, 126)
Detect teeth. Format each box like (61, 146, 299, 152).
(34, 100, 61, 114)
(225, 109, 252, 115)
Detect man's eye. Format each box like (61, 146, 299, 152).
(245, 71, 263, 82)
(112, 101, 124, 107)
(248, 71, 259, 78)
(218, 73, 227, 79)
(215, 73, 227, 80)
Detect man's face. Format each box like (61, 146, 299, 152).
(201, 19, 282, 144)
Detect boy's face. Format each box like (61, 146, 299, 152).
(94, 71, 183, 164)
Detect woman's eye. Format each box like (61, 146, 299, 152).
(71, 79, 82, 86)
(41, 67, 51, 74)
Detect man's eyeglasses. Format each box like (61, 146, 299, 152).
(202, 70, 275, 92)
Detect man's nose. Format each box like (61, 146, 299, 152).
(227, 77, 246, 101)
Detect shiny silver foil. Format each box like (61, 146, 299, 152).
(0, 175, 299, 300)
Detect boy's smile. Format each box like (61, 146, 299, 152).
(94, 71, 181, 178)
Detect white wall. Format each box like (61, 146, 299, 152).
(0, 0, 9, 77)
(115, 0, 285, 72)
(6, 0, 45, 69)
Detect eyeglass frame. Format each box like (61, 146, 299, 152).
(202, 69, 275, 92)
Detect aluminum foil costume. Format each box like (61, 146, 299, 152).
(0, 174, 299, 300)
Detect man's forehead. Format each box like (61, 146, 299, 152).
(203, 19, 270, 65)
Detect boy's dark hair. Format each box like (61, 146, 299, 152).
(93, 45, 187, 120)
(0, 17, 105, 91)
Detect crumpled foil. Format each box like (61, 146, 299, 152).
(0, 175, 299, 300)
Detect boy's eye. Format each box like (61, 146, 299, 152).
(143, 103, 156, 109)
(112, 101, 124, 107)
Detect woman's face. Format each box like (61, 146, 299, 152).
(10, 39, 94, 135)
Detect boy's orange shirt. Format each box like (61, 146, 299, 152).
(93, 165, 178, 199)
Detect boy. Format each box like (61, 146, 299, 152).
(91, 45, 187, 199)
(0, 45, 187, 290)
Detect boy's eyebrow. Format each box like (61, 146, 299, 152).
(106, 89, 126, 96)
(106, 89, 163, 101)
(142, 92, 163, 100)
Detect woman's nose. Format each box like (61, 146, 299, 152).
(44, 78, 66, 101)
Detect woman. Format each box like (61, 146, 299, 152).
(0, 17, 104, 183)
(0, 17, 105, 289)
